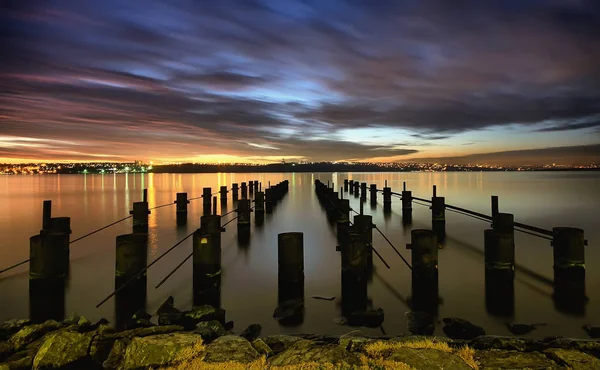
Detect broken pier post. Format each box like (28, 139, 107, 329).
(407, 229, 439, 315)
(202, 187, 212, 214)
(193, 214, 223, 307)
(175, 193, 189, 226)
(130, 201, 150, 234)
(431, 185, 446, 243)
(276, 232, 305, 326)
(402, 182, 412, 225)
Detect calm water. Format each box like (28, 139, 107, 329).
(0, 172, 598, 338)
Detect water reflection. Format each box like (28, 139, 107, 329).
(553, 267, 587, 316)
(29, 279, 65, 323)
(485, 269, 514, 318)
(115, 277, 147, 330)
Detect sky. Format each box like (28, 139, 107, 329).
(1, 0, 600, 165)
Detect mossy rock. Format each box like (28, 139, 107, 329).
(102, 339, 129, 369)
(476, 349, 560, 369)
(122, 333, 203, 370)
(251, 338, 273, 357)
(470, 335, 528, 351)
(544, 348, 600, 370)
(32, 331, 93, 369)
(382, 348, 472, 370)
(8, 321, 62, 351)
(268, 339, 360, 367)
(263, 335, 303, 354)
(0, 319, 31, 341)
(202, 335, 260, 364)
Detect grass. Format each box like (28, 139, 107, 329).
(157, 337, 478, 370)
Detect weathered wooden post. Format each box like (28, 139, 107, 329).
(241, 182, 248, 199)
(265, 188, 273, 214)
(276, 232, 305, 326)
(353, 212, 373, 278)
(249, 180, 255, 195)
(115, 233, 148, 287)
(360, 182, 367, 201)
(341, 228, 369, 319)
(369, 184, 377, 204)
(431, 185, 446, 243)
(255, 191, 265, 214)
(349, 180, 354, 195)
(42, 200, 52, 230)
(383, 180, 392, 213)
(337, 199, 350, 247)
(175, 193, 189, 226)
(491, 195, 499, 218)
(220, 186, 228, 204)
(552, 227, 586, 315)
(143, 189, 148, 203)
(237, 199, 252, 229)
(484, 213, 515, 317)
(232, 183, 239, 201)
(344, 179, 349, 192)
(254, 180, 259, 193)
(130, 201, 150, 234)
(30, 217, 71, 284)
(193, 214, 223, 307)
(202, 187, 212, 214)
(402, 182, 412, 225)
(354, 182, 360, 197)
(407, 229, 439, 315)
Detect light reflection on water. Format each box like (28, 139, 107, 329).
(0, 172, 598, 338)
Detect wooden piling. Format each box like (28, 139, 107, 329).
(143, 189, 148, 203)
(360, 182, 367, 201)
(336, 199, 351, 247)
(241, 182, 248, 199)
(202, 187, 212, 213)
(402, 182, 412, 224)
(353, 214, 373, 277)
(42, 200, 52, 231)
(344, 179, 349, 192)
(193, 215, 223, 307)
(383, 186, 392, 212)
(349, 180, 354, 195)
(232, 183, 239, 200)
(341, 228, 368, 316)
(255, 191, 265, 213)
(407, 229, 439, 315)
(254, 180, 259, 193)
(115, 233, 148, 286)
(220, 186, 228, 202)
(276, 233, 305, 326)
(369, 184, 377, 203)
(175, 192, 189, 226)
(265, 188, 273, 213)
(485, 268, 514, 318)
(431, 187, 446, 242)
(249, 180, 254, 194)
(491, 195, 499, 217)
(485, 213, 515, 271)
(354, 182, 360, 197)
(237, 199, 252, 227)
(130, 202, 150, 234)
(552, 227, 586, 315)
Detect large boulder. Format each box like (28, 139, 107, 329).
(194, 321, 226, 343)
(268, 339, 360, 367)
(32, 331, 93, 370)
(442, 318, 485, 340)
(122, 333, 203, 370)
(89, 325, 184, 365)
(8, 321, 63, 351)
(202, 335, 260, 363)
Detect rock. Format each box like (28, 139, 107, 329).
(383, 348, 472, 370)
(122, 333, 203, 370)
(544, 348, 600, 370)
(224, 321, 234, 331)
(339, 330, 376, 352)
(546, 338, 600, 357)
(505, 323, 545, 336)
(156, 296, 179, 315)
(251, 338, 273, 357)
(132, 310, 152, 321)
(8, 320, 62, 351)
(273, 298, 304, 323)
(63, 314, 81, 326)
(470, 335, 528, 351)
(102, 339, 129, 370)
(185, 305, 226, 325)
(89, 325, 184, 365)
(1, 341, 13, 361)
(203, 335, 260, 363)
(406, 311, 435, 335)
(32, 331, 93, 370)
(442, 318, 485, 340)
(333, 317, 348, 325)
(346, 308, 385, 328)
(240, 324, 261, 341)
(583, 325, 600, 338)
(268, 339, 360, 366)
(311, 296, 336, 301)
(262, 335, 303, 354)
(0, 320, 31, 341)
(295, 334, 339, 344)
(194, 321, 226, 342)
(158, 312, 195, 330)
(476, 349, 559, 369)
(94, 318, 110, 327)
(1, 352, 35, 370)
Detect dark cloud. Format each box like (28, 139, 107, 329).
(1, 0, 599, 162)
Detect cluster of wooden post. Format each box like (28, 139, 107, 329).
(263, 180, 289, 214)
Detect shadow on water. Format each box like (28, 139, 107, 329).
(237, 225, 251, 252)
(115, 276, 147, 330)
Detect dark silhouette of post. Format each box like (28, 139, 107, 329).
(402, 182, 412, 225)
(175, 193, 189, 226)
(431, 185, 446, 244)
(407, 230, 439, 316)
(383, 180, 391, 213)
(193, 215, 223, 307)
(232, 183, 239, 201)
(202, 187, 212, 214)
(276, 232, 305, 326)
(552, 227, 586, 315)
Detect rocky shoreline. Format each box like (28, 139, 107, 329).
(2, 300, 600, 369)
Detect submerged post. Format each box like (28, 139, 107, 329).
(354, 182, 360, 197)
(337, 199, 351, 247)
(143, 189, 148, 203)
(552, 227, 586, 315)
(360, 182, 367, 201)
(175, 192, 189, 226)
(193, 214, 223, 307)
(30, 217, 71, 283)
(130, 201, 150, 234)
(42, 200, 52, 231)
(491, 196, 499, 218)
(353, 213, 374, 277)
(402, 182, 412, 225)
(341, 228, 368, 318)
(431, 185, 445, 243)
(237, 199, 252, 228)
